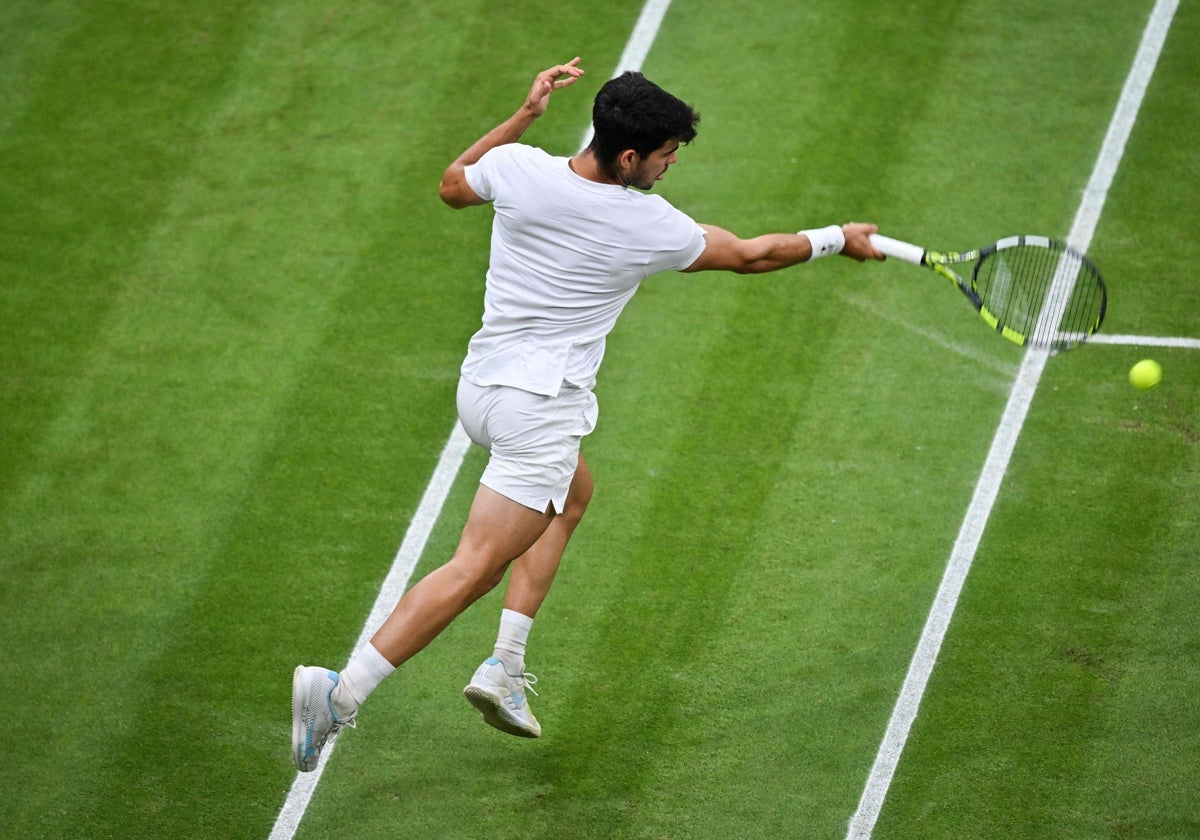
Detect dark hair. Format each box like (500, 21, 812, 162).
(587, 72, 700, 169)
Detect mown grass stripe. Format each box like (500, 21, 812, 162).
(268, 2, 675, 836)
(846, 1, 1181, 835)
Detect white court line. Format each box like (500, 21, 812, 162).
(845, 1, 1180, 837)
(1090, 333, 1200, 349)
(268, 424, 471, 840)
(268, 3, 674, 838)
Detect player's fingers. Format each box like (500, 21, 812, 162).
(548, 57, 584, 87)
(527, 58, 582, 112)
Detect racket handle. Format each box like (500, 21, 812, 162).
(870, 234, 926, 265)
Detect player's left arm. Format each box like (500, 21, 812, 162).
(682, 222, 882, 273)
(439, 58, 585, 209)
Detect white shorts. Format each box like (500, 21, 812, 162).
(456, 377, 598, 513)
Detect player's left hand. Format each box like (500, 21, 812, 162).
(525, 57, 585, 116)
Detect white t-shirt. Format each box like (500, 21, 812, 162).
(460, 143, 707, 396)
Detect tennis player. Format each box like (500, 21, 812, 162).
(292, 57, 883, 771)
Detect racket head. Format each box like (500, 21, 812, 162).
(972, 236, 1107, 351)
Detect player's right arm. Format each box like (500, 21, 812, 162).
(439, 58, 585, 209)
(683, 222, 882, 273)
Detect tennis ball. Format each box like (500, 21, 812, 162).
(1129, 359, 1162, 390)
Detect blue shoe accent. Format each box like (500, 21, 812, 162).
(303, 671, 340, 758)
(292, 665, 357, 772)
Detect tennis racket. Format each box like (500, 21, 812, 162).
(870, 233, 1107, 351)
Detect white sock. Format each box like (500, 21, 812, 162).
(493, 608, 534, 674)
(334, 642, 395, 714)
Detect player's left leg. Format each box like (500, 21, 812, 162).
(503, 452, 593, 620)
(465, 453, 593, 737)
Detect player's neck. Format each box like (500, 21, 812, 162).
(569, 150, 624, 187)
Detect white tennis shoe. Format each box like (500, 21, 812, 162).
(463, 656, 541, 738)
(292, 665, 357, 772)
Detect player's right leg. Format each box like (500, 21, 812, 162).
(291, 484, 555, 771)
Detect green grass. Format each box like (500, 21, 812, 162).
(1, 1, 1196, 838)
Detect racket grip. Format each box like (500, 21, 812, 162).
(870, 234, 926, 265)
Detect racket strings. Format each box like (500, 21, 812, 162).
(974, 242, 1106, 350)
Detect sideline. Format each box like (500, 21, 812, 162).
(845, 1, 1181, 836)
(268, 2, 675, 837)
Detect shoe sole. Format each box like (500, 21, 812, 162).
(291, 666, 313, 771)
(463, 685, 541, 738)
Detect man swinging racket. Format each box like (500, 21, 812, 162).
(291, 57, 883, 771)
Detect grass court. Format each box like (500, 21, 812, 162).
(1, 1, 1197, 837)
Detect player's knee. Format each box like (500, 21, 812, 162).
(477, 564, 509, 595)
(445, 551, 512, 601)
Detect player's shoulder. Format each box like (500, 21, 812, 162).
(481, 142, 555, 168)
(632, 191, 694, 224)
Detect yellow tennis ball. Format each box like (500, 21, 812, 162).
(1129, 359, 1162, 390)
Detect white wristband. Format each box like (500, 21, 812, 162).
(798, 225, 845, 259)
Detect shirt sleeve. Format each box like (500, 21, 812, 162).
(462, 153, 495, 202)
(464, 144, 528, 203)
(674, 222, 708, 272)
(647, 198, 708, 274)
